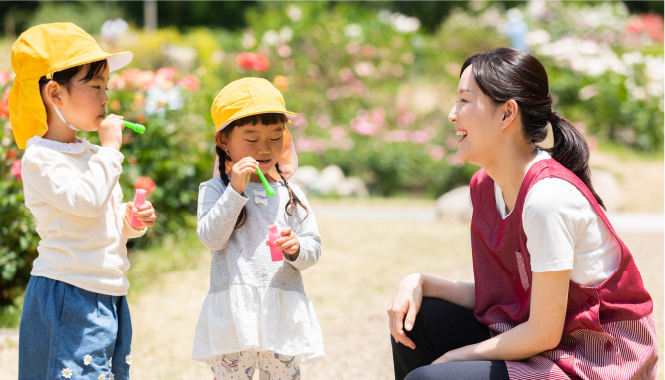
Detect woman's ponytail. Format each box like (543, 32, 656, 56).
(461, 47, 605, 210)
(546, 111, 605, 209)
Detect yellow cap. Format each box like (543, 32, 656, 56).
(9, 22, 133, 148)
(211, 77, 298, 180)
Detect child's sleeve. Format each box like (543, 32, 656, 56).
(284, 187, 322, 271)
(197, 180, 248, 251)
(22, 147, 124, 217)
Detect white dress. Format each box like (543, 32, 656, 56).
(192, 179, 324, 364)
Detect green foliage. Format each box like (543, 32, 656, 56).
(0, 118, 39, 312)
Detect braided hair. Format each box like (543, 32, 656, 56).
(215, 113, 309, 229)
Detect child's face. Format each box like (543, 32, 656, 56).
(53, 63, 111, 131)
(222, 122, 285, 174)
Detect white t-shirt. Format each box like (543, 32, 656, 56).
(475, 150, 621, 287)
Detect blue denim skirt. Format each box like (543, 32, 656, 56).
(18, 276, 132, 380)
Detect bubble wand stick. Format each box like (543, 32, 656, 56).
(104, 115, 146, 134)
(249, 156, 275, 197)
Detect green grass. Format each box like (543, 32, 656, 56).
(0, 296, 23, 328)
(596, 140, 664, 162)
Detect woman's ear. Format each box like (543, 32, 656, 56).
(499, 99, 519, 130)
(43, 81, 65, 108)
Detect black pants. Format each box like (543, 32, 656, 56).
(391, 297, 510, 380)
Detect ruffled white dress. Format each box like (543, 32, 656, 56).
(192, 179, 324, 364)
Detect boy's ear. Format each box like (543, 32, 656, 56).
(43, 81, 65, 108)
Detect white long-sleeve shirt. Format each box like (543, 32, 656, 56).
(21, 136, 146, 296)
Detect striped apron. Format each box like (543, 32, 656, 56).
(470, 159, 658, 380)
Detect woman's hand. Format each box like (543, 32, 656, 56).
(229, 157, 258, 195)
(126, 200, 156, 227)
(388, 273, 424, 349)
(265, 227, 300, 260)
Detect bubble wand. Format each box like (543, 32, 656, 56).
(104, 115, 146, 134)
(249, 156, 275, 197)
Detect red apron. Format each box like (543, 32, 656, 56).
(470, 158, 658, 380)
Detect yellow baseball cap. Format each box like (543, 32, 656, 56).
(9, 22, 133, 148)
(211, 77, 298, 180)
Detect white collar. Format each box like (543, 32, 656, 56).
(26, 136, 97, 154)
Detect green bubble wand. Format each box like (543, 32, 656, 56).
(104, 115, 146, 134)
(249, 156, 275, 197)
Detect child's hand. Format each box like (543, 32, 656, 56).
(125, 200, 156, 228)
(230, 157, 258, 195)
(265, 227, 300, 260)
(99, 114, 124, 151)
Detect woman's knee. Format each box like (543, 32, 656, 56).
(404, 365, 435, 380)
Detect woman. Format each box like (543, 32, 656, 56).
(388, 47, 657, 380)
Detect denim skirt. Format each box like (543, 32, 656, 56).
(18, 276, 132, 380)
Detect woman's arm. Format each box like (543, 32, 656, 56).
(434, 269, 570, 363)
(388, 273, 476, 349)
(422, 274, 476, 310)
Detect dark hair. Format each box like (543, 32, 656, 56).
(38, 59, 109, 93)
(215, 113, 309, 229)
(461, 47, 605, 209)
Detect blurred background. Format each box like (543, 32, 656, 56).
(0, 1, 663, 379)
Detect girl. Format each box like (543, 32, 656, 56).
(388, 47, 657, 380)
(11, 23, 156, 380)
(192, 78, 324, 380)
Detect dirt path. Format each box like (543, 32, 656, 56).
(4, 212, 660, 380)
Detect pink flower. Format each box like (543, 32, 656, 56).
(0, 88, 9, 118)
(0, 70, 10, 86)
(134, 176, 156, 195)
(295, 137, 326, 154)
(0, 98, 8, 119)
(625, 14, 664, 41)
(369, 108, 386, 126)
(410, 130, 432, 144)
(429, 146, 446, 161)
(236, 53, 270, 72)
(326, 88, 339, 100)
(351, 117, 379, 136)
(178, 75, 200, 92)
(291, 114, 308, 128)
(397, 112, 417, 126)
(330, 127, 347, 140)
(155, 67, 177, 81)
(10, 160, 22, 181)
(277, 44, 292, 58)
(385, 130, 409, 143)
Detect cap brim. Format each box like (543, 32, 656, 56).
(53, 51, 133, 76)
(216, 110, 297, 132)
(106, 52, 133, 72)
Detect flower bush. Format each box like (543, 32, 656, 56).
(0, 71, 40, 315)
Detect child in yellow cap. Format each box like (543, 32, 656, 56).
(10, 23, 156, 380)
(192, 78, 324, 379)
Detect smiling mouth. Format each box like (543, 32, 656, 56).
(455, 129, 468, 142)
(256, 159, 271, 164)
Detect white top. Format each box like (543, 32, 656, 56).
(493, 150, 621, 287)
(192, 178, 324, 364)
(22, 136, 146, 296)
